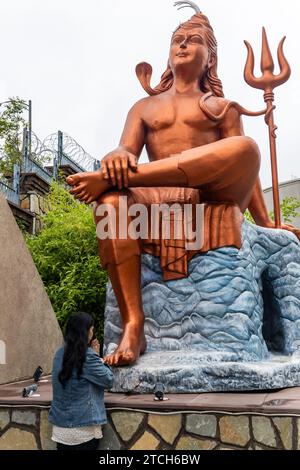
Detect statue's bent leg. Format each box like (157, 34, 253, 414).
(177, 136, 260, 210)
(94, 190, 146, 366)
(67, 137, 260, 211)
(126, 136, 260, 212)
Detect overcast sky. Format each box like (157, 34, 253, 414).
(0, 0, 299, 188)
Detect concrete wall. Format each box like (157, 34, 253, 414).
(0, 194, 62, 384)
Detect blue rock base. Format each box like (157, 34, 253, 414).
(104, 221, 300, 393)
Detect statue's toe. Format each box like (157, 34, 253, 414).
(70, 183, 86, 195)
(67, 173, 84, 186)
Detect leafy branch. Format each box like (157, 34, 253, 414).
(0, 97, 27, 175)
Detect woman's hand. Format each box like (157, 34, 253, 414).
(101, 148, 138, 190)
(91, 339, 100, 356)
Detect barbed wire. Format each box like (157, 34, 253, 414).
(0, 128, 99, 180)
(30, 131, 56, 167)
(43, 132, 97, 172)
(0, 125, 100, 207)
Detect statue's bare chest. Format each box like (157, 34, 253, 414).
(142, 95, 215, 132)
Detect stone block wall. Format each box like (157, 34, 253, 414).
(101, 411, 299, 450)
(0, 408, 55, 450)
(20, 191, 51, 234)
(1, 407, 300, 450)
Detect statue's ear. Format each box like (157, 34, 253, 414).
(207, 52, 216, 69)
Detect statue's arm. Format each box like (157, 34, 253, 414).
(118, 100, 146, 157)
(248, 177, 300, 239)
(217, 102, 300, 238)
(101, 100, 146, 189)
(248, 180, 300, 238)
(218, 105, 272, 226)
(247, 178, 273, 227)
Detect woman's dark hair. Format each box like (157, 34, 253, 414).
(58, 312, 94, 387)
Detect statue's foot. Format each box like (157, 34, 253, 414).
(66, 171, 109, 204)
(104, 323, 147, 367)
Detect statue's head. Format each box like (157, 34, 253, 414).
(136, 1, 224, 98)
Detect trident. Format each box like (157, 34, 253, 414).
(244, 28, 291, 228)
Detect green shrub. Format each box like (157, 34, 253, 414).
(26, 182, 108, 340)
(269, 196, 300, 224)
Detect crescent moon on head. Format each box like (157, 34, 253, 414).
(174, 1, 202, 14)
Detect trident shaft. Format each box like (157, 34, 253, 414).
(244, 28, 291, 228)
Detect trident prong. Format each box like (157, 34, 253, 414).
(244, 28, 291, 229)
(244, 28, 291, 93)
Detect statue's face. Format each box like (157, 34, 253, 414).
(169, 27, 209, 76)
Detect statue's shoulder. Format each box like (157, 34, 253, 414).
(199, 93, 241, 123)
(129, 96, 155, 114)
(201, 94, 231, 115)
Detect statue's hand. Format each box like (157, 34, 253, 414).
(101, 148, 138, 190)
(281, 223, 300, 241)
(264, 220, 300, 241)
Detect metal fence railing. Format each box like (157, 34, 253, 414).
(0, 128, 100, 207)
(60, 153, 85, 174)
(0, 177, 19, 205)
(24, 157, 53, 185)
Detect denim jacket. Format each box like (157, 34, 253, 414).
(49, 346, 114, 427)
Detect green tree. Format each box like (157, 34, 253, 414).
(26, 182, 108, 340)
(0, 98, 27, 175)
(0, 97, 49, 176)
(269, 196, 300, 224)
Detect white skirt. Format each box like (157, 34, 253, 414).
(52, 424, 103, 446)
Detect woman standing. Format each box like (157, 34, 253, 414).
(49, 312, 114, 450)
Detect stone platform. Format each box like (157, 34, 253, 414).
(104, 221, 300, 393)
(108, 351, 300, 394)
(1, 378, 300, 450)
